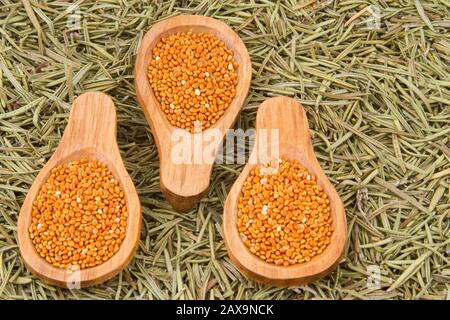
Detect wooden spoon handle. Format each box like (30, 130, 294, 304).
(253, 96, 314, 163)
(160, 153, 212, 212)
(59, 92, 117, 156)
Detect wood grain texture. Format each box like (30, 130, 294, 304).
(223, 97, 347, 287)
(17, 92, 141, 288)
(135, 15, 252, 212)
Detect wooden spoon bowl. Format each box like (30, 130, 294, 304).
(17, 92, 141, 288)
(223, 97, 347, 287)
(135, 15, 252, 212)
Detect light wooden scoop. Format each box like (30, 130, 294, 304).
(17, 92, 141, 288)
(135, 15, 252, 212)
(223, 97, 347, 287)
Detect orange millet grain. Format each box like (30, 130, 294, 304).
(29, 160, 128, 269)
(237, 158, 333, 266)
(147, 32, 238, 133)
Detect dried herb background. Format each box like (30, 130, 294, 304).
(0, 0, 449, 299)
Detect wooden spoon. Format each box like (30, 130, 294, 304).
(135, 15, 252, 212)
(223, 96, 347, 287)
(17, 92, 141, 288)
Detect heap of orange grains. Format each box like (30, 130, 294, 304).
(29, 160, 128, 269)
(237, 158, 333, 266)
(147, 32, 238, 133)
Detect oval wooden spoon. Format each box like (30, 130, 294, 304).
(17, 92, 141, 288)
(135, 15, 252, 212)
(223, 96, 347, 287)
